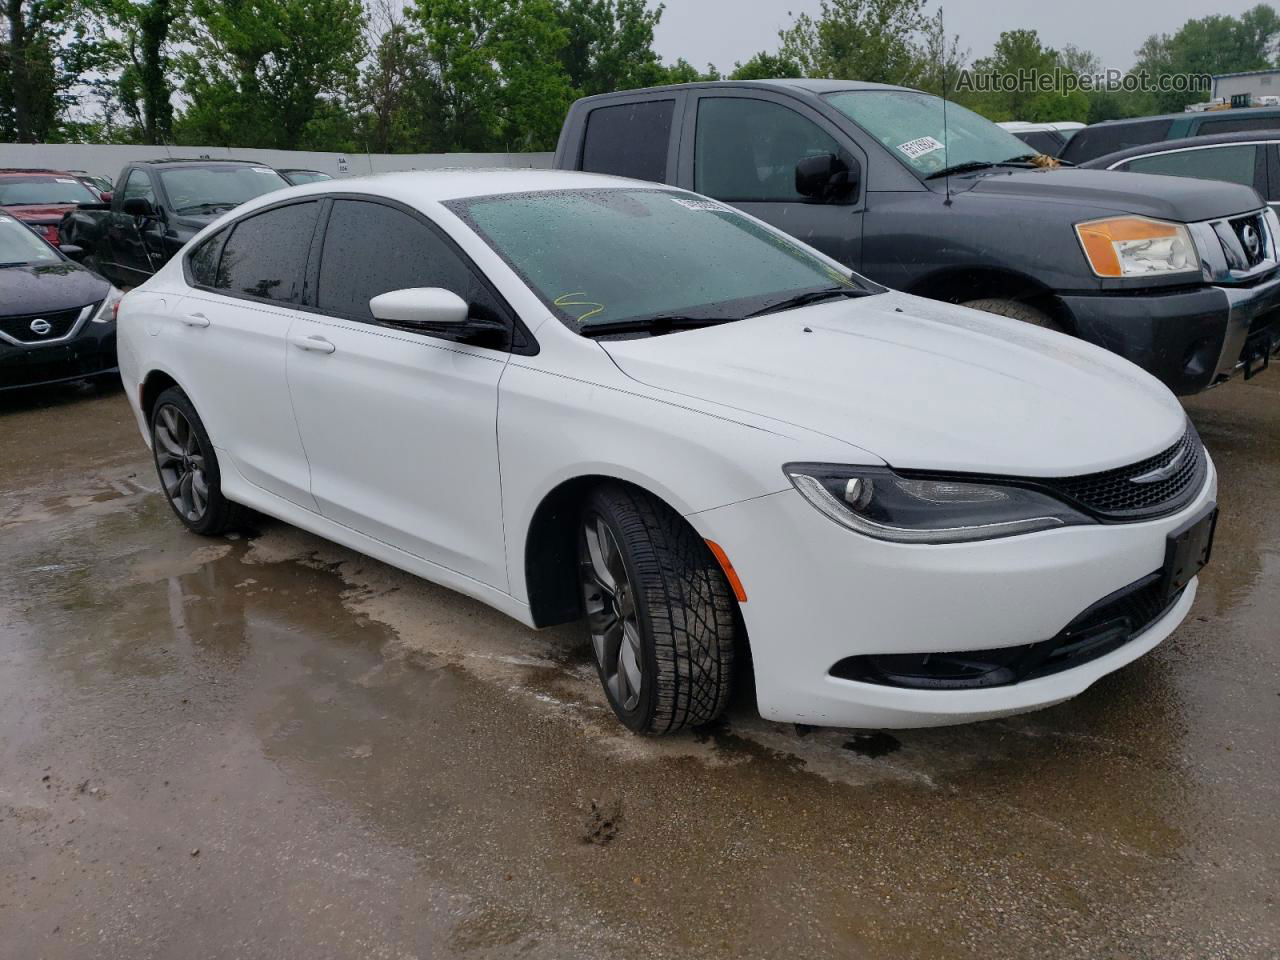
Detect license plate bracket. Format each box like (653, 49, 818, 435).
(1161, 504, 1218, 605)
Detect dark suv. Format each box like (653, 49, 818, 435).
(554, 80, 1280, 393)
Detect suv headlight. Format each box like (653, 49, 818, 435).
(91, 287, 124, 323)
(1075, 216, 1198, 278)
(783, 464, 1093, 544)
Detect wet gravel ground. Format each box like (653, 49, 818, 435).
(1, 370, 1277, 960)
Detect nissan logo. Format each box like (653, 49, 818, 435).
(29, 318, 52, 336)
(1242, 223, 1262, 260)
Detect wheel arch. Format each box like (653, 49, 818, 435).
(140, 369, 181, 422)
(907, 266, 1074, 332)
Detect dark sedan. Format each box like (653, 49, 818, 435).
(0, 213, 121, 391)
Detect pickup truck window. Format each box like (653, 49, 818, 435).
(449, 188, 865, 333)
(213, 201, 318, 304)
(825, 90, 1029, 176)
(158, 165, 289, 216)
(1120, 144, 1257, 188)
(581, 100, 674, 182)
(695, 98, 842, 202)
(0, 175, 97, 207)
(121, 170, 156, 203)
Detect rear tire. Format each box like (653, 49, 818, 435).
(962, 297, 1065, 332)
(150, 386, 247, 536)
(578, 484, 737, 734)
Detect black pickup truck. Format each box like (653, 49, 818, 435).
(60, 159, 291, 288)
(554, 79, 1280, 394)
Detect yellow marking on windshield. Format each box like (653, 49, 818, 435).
(554, 292, 605, 324)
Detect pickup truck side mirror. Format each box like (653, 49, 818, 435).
(796, 153, 859, 204)
(60, 244, 86, 262)
(122, 197, 156, 218)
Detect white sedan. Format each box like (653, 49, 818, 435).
(115, 170, 1218, 733)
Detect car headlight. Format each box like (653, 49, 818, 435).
(91, 287, 124, 324)
(1075, 216, 1198, 278)
(783, 464, 1093, 544)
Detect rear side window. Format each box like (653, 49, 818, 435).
(214, 201, 319, 303)
(1061, 119, 1174, 164)
(580, 100, 674, 182)
(189, 229, 228, 287)
(1121, 144, 1258, 188)
(315, 199, 502, 323)
(1197, 114, 1280, 135)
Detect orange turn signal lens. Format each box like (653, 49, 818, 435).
(1074, 216, 1196, 278)
(704, 539, 747, 603)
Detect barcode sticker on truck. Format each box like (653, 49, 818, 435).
(896, 136, 944, 160)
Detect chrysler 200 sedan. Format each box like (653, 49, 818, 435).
(115, 171, 1217, 734)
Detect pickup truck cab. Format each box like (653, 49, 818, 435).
(554, 79, 1280, 394)
(60, 159, 290, 288)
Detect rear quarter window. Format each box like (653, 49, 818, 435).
(580, 100, 675, 183)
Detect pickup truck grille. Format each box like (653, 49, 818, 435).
(1039, 424, 1206, 521)
(0, 306, 87, 344)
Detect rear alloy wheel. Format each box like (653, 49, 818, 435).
(150, 386, 246, 536)
(578, 484, 738, 734)
(962, 297, 1065, 332)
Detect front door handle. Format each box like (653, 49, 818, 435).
(289, 334, 336, 355)
(181, 312, 210, 328)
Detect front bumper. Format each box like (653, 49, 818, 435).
(690, 456, 1216, 729)
(0, 323, 118, 391)
(1061, 270, 1280, 395)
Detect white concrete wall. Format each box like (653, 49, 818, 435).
(0, 143, 553, 183)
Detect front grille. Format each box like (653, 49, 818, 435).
(830, 572, 1180, 691)
(0, 306, 87, 344)
(1230, 213, 1269, 269)
(1037, 424, 1206, 521)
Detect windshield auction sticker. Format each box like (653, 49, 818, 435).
(897, 136, 945, 160)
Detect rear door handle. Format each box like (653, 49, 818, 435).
(181, 312, 210, 328)
(289, 334, 336, 355)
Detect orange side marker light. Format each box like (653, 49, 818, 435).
(705, 539, 747, 603)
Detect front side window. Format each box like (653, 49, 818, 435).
(580, 100, 674, 182)
(214, 202, 318, 303)
(448, 188, 868, 333)
(121, 170, 156, 203)
(0, 215, 60, 265)
(158, 165, 289, 215)
(1122, 144, 1258, 188)
(695, 98, 844, 202)
(0, 175, 98, 206)
(826, 90, 1031, 177)
(314, 199, 501, 324)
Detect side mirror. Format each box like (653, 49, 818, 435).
(796, 153, 859, 203)
(99, 191, 113, 204)
(370, 287, 470, 328)
(61, 244, 86, 261)
(122, 197, 155, 218)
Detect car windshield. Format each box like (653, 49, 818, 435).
(159, 165, 290, 213)
(0, 214, 60, 265)
(0, 175, 98, 206)
(448, 188, 869, 332)
(285, 170, 331, 184)
(826, 90, 1035, 177)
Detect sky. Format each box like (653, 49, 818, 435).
(651, 0, 1266, 75)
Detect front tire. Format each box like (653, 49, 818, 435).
(150, 386, 246, 536)
(578, 484, 737, 734)
(962, 297, 1065, 332)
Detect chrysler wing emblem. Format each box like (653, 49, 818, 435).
(1131, 446, 1187, 484)
(29, 318, 52, 336)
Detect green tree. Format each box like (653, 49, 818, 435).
(86, 0, 183, 142)
(778, 0, 928, 85)
(557, 0, 666, 96)
(1, 0, 83, 141)
(728, 51, 802, 81)
(964, 29, 1088, 122)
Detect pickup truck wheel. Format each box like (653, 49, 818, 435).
(578, 484, 737, 734)
(150, 387, 247, 536)
(962, 298, 1064, 332)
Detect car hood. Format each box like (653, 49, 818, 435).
(0, 262, 111, 316)
(960, 167, 1261, 222)
(599, 292, 1187, 477)
(4, 203, 78, 224)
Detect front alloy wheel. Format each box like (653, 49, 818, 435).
(581, 514, 645, 712)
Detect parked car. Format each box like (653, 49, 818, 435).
(1060, 106, 1280, 165)
(0, 168, 102, 246)
(60, 159, 291, 287)
(278, 168, 333, 185)
(1082, 130, 1279, 204)
(117, 170, 1216, 733)
(68, 169, 115, 197)
(998, 120, 1084, 157)
(553, 79, 1280, 394)
(0, 212, 122, 390)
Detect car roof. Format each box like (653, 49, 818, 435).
(135, 158, 267, 166)
(572, 77, 915, 105)
(0, 168, 83, 178)
(1079, 128, 1280, 167)
(1085, 106, 1280, 129)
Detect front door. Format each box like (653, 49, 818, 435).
(285, 198, 512, 589)
(110, 169, 165, 284)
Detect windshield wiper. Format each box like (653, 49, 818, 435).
(745, 285, 872, 318)
(578, 315, 736, 338)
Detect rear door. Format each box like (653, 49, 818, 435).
(171, 199, 321, 511)
(284, 197, 513, 588)
(678, 91, 866, 270)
